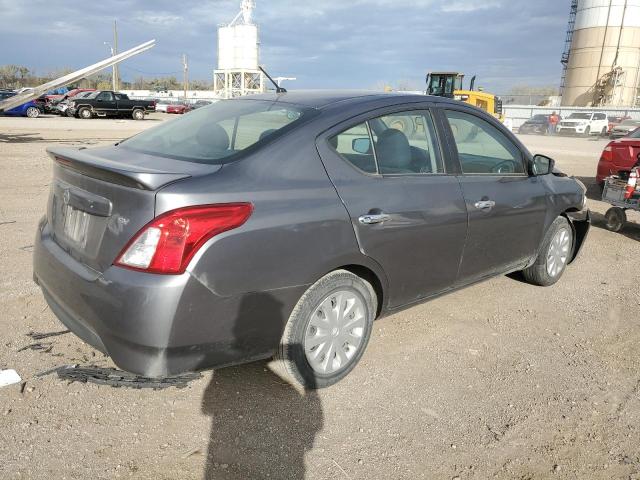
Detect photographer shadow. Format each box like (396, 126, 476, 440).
(202, 293, 323, 480)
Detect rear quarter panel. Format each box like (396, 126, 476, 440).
(154, 125, 382, 299)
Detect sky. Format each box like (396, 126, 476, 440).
(0, 0, 571, 93)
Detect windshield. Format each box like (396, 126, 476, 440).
(121, 99, 316, 164)
(568, 113, 591, 120)
(532, 115, 548, 121)
(621, 119, 640, 126)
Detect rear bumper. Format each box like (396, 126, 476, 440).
(33, 218, 304, 377)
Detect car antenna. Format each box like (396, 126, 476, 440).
(259, 66, 287, 93)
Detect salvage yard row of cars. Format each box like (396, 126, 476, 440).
(0, 87, 214, 119)
(519, 111, 640, 139)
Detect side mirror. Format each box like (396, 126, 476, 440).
(532, 154, 555, 176)
(352, 137, 372, 154)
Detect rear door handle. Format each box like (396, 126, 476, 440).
(358, 214, 391, 225)
(474, 200, 496, 210)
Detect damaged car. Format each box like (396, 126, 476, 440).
(33, 91, 590, 388)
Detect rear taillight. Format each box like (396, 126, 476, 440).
(601, 143, 613, 162)
(114, 203, 253, 274)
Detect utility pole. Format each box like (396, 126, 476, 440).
(182, 54, 189, 102)
(104, 41, 116, 90)
(113, 20, 119, 91)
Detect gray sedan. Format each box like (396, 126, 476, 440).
(610, 119, 640, 139)
(33, 91, 590, 388)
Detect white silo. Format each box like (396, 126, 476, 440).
(213, 0, 264, 98)
(562, 0, 640, 107)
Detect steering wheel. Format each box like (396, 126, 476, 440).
(491, 160, 516, 174)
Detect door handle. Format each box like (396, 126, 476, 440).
(358, 214, 391, 225)
(474, 200, 496, 210)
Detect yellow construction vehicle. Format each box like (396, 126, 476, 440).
(426, 72, 504, 121)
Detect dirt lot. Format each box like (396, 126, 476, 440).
(0, 115, 639, 480)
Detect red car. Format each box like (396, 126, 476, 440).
(166, 103, 191, 114)
(597, 127, 640, 185)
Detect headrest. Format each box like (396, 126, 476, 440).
(376, 128, 412, 170)
(196, 123, 230, 152)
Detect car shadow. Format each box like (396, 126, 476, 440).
(0, 133, 124, 144)
(201, 293, 323, 480)
(590, 210, 640, 242)
(0, 132, 41, 143)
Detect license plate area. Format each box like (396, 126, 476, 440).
(62, 204, 90, 247)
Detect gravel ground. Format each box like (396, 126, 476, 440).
(0, 115, 639, 480)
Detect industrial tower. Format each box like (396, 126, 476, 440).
(213, 0, 265, 98)
(561, 0, 640, 107)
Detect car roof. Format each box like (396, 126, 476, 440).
(236, 90, 449, 109)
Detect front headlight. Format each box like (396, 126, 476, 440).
(69, 101, 75, 108)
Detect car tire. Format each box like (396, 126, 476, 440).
(132, 109, 145, 120)
(601, 127, 607, 137)
(273, 269, 376, 389)
(522, 216, 573, 287)
(25, 106, 40, 118)
(78, 107, 93, 119)
(66, 109, 74, 118)
(604, 207, 626, 232)
(583, 126, 591, 137)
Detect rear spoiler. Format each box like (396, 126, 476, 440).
(48, 147, 191, 191)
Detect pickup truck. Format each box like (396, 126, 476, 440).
(69, 91, 156, 120)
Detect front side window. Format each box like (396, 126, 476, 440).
(445, 110, 525, 175)
(329, 110, 444, 175)
(121, 100, 314, 164)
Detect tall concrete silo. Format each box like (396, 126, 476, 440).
(561, 0, 640, 107)
(213, 0, 264, 98)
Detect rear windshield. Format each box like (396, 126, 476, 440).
(121, 99, 315, 164)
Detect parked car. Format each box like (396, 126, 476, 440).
(68, 91, 156, 119)
(166, 103, 191, 114)
(518, 114, 554, 135)
(597, 127, 640, 185)
(56, 91, 96, 116)
(50, 89, 97, 113)
(608, 119, 640, 139)
(191, 100, 214, 110)
(0, 90, 41, 118)
(557, 112, 609, 136)
(154, 99, 178, 113)
(33, 92, 590, 388)
(607, 115, 631, 134)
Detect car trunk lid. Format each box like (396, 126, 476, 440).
(46, 146, 220, 273)
(611, 139, 640, 169)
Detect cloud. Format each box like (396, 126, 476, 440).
(441, 0, 501, 13)
(0, 0, 568, 93)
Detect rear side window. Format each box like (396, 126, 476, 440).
(121, 100, 316, 164)
(445, 110, 525, 175)
(330, 110, 444, 175)
(330, 123, 377, 173)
